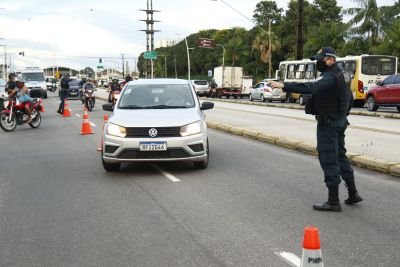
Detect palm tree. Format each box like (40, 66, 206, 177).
(252, 29, 279, 76)
(343, 0, 382, 47)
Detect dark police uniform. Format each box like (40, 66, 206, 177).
(57, 76, 71, 114)
(281, 47, 362, 211)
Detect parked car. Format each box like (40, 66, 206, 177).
(101, 78, 214, 172)
(249, 81, 287, 102)
(366, 74, 400, 112)
(191, 80, 209, 96)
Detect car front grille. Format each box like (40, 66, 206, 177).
(117, 148, 190, 159)
(125, 127, 181, 138)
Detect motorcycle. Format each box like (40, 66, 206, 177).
(0, 95, 44, 132)
(83, 88, 96, 112)
(111, 90, 120, 108)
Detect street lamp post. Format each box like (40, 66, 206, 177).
(176, 34, 191, 80)
(0, 38, 6, 79)
(215, 44, 225, 67)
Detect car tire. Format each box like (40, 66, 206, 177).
(249, 94, 253, 101)
(233, 95, 237, 99)
(353, 100, 365, 108)
(194, 140, 209, 169)
(397, 106, 400, 113)
(281, 99, 286, 103)
(261, 94, 265, 102)
(102, 154, 121, 172)
(226, 95, 230, 99)
(43, 91, 48, 99)
(366, 96, 379, 111)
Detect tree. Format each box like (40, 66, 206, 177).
(253, 0, 283, 27)
(343, 0, 382, 48)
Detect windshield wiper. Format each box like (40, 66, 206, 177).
(119, 105, 145, 109)
(144, 105, 189, 109)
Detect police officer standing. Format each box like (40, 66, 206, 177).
(57, 74, 71, 114)
(271, 48, 363, 212)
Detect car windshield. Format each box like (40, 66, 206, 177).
(361, 56, 396, 76)
(118, 83, 195, 109)
(22, 73, 45, 82)
(68, 80, 81, 85)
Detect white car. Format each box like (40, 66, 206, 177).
(249, 80, 287, 103)
(191, 80, 209, 96)
(101, 78, 214, 172)
(20, 67, 47, 98)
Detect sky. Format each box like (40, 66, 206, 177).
(0, 0, 396, 72)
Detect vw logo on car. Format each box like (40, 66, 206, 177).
(148, 128, 158, 138)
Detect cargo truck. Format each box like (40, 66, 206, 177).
(211, 66, 244, 99)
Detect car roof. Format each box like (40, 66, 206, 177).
(126, 78, 190, 86)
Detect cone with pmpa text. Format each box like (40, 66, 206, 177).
(97, 115, 108, 151)
(80, 107, 94, 135)
(300, 226, 324, 267)
(62, 99, 71, 117)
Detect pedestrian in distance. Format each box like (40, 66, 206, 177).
(57, 74, 72, 114)
(270, 47, 363, 212)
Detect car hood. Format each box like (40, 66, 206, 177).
(110, 108, 202, 128)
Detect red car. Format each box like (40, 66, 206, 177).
(366, 74, 400, 112)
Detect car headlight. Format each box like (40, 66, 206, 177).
(180, 121, 202, 137)
(106, 123, 127, 138)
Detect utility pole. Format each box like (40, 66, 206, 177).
(121, 53, 125, 78)
(268, 19, 272, 78)
(140, 0, 160, 78)
(295, 0, 304, 60)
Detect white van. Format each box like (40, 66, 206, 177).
(20, 67, 47, 98)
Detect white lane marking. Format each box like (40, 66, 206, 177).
(274, 252, 301, 267)
(75, 114, 81, 118)
(90, 122, 96, 127)
(151, 164, 181, 182)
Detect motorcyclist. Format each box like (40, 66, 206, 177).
(82, 82, 96, 109)
(121, 75, 133, 88)
(7, 79, 33, 123)
(109, 78, 121, 104)
(6, 73, 17, 94)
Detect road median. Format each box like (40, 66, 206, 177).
(200, 97, 400, 119)
(207, 121, 400, 178)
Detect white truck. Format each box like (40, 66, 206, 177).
(20, 67, 47, 98)
(211, 66, 244, 99)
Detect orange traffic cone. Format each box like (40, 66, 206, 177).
(80, 107, 94, 135)
(62, 99, 71, 117)
(97, 115, 109, 151)
(300, 226, 324, 267)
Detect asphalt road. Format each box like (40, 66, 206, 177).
(0, 93, 399, 266)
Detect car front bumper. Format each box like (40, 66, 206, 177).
(102, 132, 208, 163)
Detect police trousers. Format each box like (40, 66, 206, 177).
(316, 117, 355, 187)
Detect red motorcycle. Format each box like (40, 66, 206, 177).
(0, 96, 44, 132)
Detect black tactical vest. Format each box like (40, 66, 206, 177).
(312, 64, 352, 119)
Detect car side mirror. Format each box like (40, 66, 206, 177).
(102, 103, 114, 112)
(200, 101, 214, 111)
(376, 81, 383, 86)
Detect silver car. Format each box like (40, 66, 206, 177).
(191, 80, 209, 96)
(101, 79, 214, 172)
(249, 81, 287, 103)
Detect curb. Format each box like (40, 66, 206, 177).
(207, 121, 400, 178)
(200, 97, 400, 120)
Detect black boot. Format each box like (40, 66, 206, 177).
(344, 179, 363, 205)
(313, 186, 342, 212)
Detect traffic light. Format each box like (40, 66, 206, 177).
(99, 58, 103, 63)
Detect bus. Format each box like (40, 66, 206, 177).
(276, 55, 398, 106)
(276, 59, 317, 104)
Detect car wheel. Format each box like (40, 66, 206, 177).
(233, 95, 237, 99)
(281, 99, 286, 103)
(260, 94, 265, 102)
(102, 154, 121, 172)
(249, 94, 253, 101)
(226, 95, 230, 99)
(397, 106, 400, 113)
(43, 91, 48, 99)
(353, 100, 365, 108)
(366, 96, 379, 111)
(194, 140, 209, 169)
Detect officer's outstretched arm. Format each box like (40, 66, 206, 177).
(283, 74, 336, 95)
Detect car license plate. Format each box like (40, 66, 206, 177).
(70, 92, 77, 95)
(139, 142, 167, 151)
